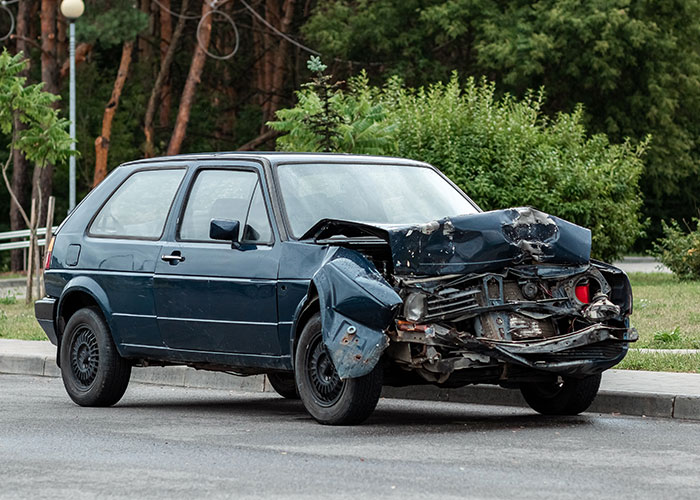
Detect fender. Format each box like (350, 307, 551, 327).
(312, 246, 402, 379)
(57, 276, 124, 355)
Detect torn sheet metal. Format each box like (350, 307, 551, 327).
(388, 207, 591, 275)
(312, 246, 402, 379)
(302, 207, 591, 277)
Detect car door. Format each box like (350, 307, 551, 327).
(154, 164, 281, 355)
(82, 167, 186, 348)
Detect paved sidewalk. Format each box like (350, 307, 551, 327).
(612, 256, 671, 274)
(1, 339, 698, 421)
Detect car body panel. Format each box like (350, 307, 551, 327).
(303, 207, 592, 276)
(311, 246, 402, 379)
(152, 160, 284, 355)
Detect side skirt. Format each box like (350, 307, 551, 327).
(120, 344, 293, 372)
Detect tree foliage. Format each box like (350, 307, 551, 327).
(77, 0, 149, 48)
(0, 50, 72, 167)
(271, 67, 646, 262)
(652, 220, 700, 280)
(304, 0, 700, 240)
(269, 57, 395, 154)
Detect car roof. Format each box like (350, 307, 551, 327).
(119, 152, 428, 168)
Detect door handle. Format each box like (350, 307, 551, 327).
(161, 253, 185, 263)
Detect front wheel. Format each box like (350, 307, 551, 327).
(294, 313, 382, 425)
(59, 307, 131, 407)
(520, 373, 601, 416)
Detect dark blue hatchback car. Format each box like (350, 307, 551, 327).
(35, 153, 636, 424)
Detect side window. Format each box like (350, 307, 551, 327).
(89, 169, 185, 239)
(179, 169, 273, 243)
(242, 182, 273, 243)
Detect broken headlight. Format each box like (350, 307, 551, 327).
(403, 292, 427, 322)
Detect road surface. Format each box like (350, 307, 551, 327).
(1, 374, 698, 499)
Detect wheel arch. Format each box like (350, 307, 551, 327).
(57, 277, 120, 360)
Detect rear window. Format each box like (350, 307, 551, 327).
(89, 169, 185, 239)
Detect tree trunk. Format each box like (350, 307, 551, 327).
(59, 42, 92, 79)
(158, 0, 173, 127)
(25, 199, 36, 304)
(145, 0, 190, 158)
(252, 15, 265, 110)
(56, 6, 67, 61)
(166, 0, 213, 156)
(237, 129, 282, 151)
(32, 0, 59, 228)
(261, 0, 278, 127)
(138, 0, 153, 62)
(268, 0, 296, 120)
(93, 41, 134, 187)
(10, 0, 33, 272)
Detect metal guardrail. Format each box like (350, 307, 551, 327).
(0, 228, 48, 252)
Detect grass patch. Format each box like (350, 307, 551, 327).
(0, 272, 25, 280)
(0, 298, 47, 341)
(628, 272, 700, 349)
(618, 350, 700, 373)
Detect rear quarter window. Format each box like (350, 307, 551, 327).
(89, 169, 185, 239)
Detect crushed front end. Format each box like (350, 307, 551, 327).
(305, 207, 636, 386)
(387, 262, 636, 385)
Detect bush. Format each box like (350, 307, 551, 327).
(269, 69, 647, 262)
(651, 219, 700, 280)
(386, 76, 647, 262)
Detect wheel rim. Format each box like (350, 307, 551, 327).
(69, 326, 99, 388)
(305, 335, 345, 407)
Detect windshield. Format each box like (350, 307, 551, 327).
(277, 163, 479, 238)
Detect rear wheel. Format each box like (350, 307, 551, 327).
(60, 307, 131, 407)
(267, 372, 299, 399)
(294, 313, 382, 425)
(520, 373, 601, 416)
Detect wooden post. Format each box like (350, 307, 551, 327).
(39, 196, 55, 297)
(25, 198, 36, 304)
(34, 225, 42, 300)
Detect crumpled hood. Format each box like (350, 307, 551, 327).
(304, 207, 592, 276)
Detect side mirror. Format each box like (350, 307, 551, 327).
(210, 219, 240, 248)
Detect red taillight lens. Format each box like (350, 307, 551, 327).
(44, 236, 55, 270)
(575, 283, 590, 303)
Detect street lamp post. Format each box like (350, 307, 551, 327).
(59, 0, 84, 213)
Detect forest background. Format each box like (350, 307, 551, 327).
(1, 0, 699, 271)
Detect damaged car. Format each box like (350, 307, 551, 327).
(35, 153, 636, 425)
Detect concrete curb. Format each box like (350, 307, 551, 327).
(381, 385, 700, 420)
(1, 349, 698, 421)
(0, 278, 27, 289)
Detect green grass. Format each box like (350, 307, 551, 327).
(0, 298, 47, 341)
(617, 350, 700, 373)
(628, 272, 700, 350)
(0, 272, 25, 280)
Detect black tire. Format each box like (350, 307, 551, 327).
(59, 307, 131, 407)
(294, 313, 382, 425)
(267, 372, 299, 399)
(520, 373, 601, 416)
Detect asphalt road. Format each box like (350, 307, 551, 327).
(2, 374, 699, 499)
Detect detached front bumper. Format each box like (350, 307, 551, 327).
(393, 321, 637, 378)
(34, 297, 58, 345)
(481, 324, 637, 377)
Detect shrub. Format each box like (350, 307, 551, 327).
(269, 67, 647, 262)
(651, 219, 700, 280)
